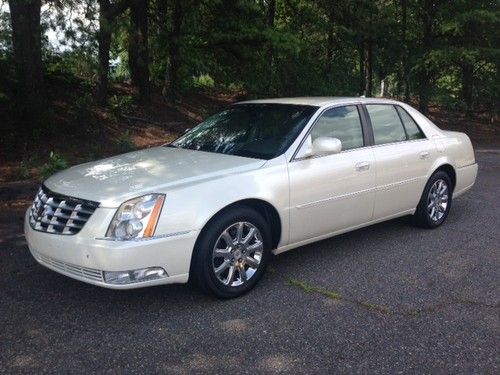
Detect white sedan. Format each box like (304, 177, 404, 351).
(24, 97, 478, 298)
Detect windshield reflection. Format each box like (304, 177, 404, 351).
(169, 104, 316, 160)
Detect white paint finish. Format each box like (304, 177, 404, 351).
(288, 147, 376, 243)
(24, 97, 478, 289)
(151, 154, 291, 244)
(274, 209, 416, 255)
(371, 139, 435, 218)
(454, 163, 478, 197)
(24, 210, 198, 279)
(44, 146, 266, 207)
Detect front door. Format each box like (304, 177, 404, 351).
(288, 105, 376, 244)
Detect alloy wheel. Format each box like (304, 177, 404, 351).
(212, 222, 264, 287)
(427, 179, 449, 222)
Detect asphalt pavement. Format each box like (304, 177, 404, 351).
(0, 151, 498, 374)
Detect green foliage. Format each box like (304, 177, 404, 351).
(13, 161, 33, 180)
(192, 74, 215, 89)
(45, 51, 97, 86)
(40, 152, 69, 180)
(434, 70, 463, 110)
(108, 94, 133, 116)
(116, 130, 136, 153)
(1, 0, 499, 143)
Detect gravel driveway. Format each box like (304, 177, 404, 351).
(0, 151, 498, 374)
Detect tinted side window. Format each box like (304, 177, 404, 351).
(310, 106, 364, 151)
(366, 105, 406, 145)
(396, 106, 425, 140)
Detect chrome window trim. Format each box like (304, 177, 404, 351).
(292, 137, 430, 163)
(289, 101, 429, 163)
(365, 137, 430, 150)
(364, 103, 428, 145)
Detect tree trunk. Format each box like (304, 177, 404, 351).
(380, 78, 388, 97)
(266, 0, 276, 92)
(97, 0, 112, 104)
(358, 42, 365, 96)
(461, 63, 474, 117)
(401, 0, 410, 101)
(267, 0, 276, 27)
(418, 70, 430, 115)
(326, 29, 334, 74)
(365, 40, 373, 97)
(164, 0, 183, 101)
(418, 0, 433, 115)
(325, 7, 335, 75)
(8, 0, 44, 123)
(96, 0, 130, 103)
(128, 0, 150, 103)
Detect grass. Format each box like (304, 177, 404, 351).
(288, 279, 343, 300)
(287, 278, 391, 314)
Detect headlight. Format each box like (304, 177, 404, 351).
(106, 194, 165, 240)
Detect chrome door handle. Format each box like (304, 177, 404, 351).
(419, 151, 430, 159)
(355, 161, 370, 171)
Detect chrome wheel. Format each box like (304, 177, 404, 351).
(212, 222, 263, 287)
(427, 179, 449, 222)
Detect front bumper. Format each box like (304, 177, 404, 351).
(24, 209, 198, 289)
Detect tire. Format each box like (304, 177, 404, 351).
(413, 171, 453, 228)
(190, 206, 272, 299)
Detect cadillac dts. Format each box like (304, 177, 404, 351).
(24, 98, 478, 298)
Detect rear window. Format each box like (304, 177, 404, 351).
(366, 105, 406, 145)
(396, 106, 425, 140)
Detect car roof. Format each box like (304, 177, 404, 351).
(236, 97, 399, 107)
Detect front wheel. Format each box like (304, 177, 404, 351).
(413, 171, 453, 228)
(190, 207, 271, 299)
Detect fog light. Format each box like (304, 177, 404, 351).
(103, 267, 168, 285)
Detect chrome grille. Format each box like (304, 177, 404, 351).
(29, 185, 99, 235)
(35, 251, 104, 282)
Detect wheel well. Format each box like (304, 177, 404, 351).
(435, 164, 456, 190)
(207, 199, 282, 250)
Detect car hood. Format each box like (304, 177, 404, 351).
(44, 147, 266, 207)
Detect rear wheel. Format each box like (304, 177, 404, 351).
(413, 171, 453, 228)
(191, 207, 271, 298)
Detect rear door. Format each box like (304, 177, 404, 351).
(364, 104, 435, 219)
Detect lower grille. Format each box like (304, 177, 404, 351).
(36, 252, 104, 282)
(29, 185, 99, 235)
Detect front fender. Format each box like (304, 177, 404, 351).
(154, 156, 290, 248)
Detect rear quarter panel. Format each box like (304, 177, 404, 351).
(439, 131, 476, 168)
(431, 131, 477, 196)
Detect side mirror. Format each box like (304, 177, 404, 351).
(296, 136, 342, 159)
(312, 137, 342, 155)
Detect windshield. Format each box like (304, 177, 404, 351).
(169, 104, 317, 160)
